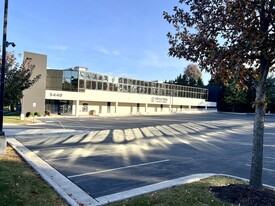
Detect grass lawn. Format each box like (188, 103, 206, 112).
(0, 145, 67, 206)
(3, 112, 34, 124)
(111, 176, 246, 206)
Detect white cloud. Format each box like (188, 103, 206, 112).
(112, 50, 121, 56)
(138, 50, 188, 70)
(95, 46, 121, 56)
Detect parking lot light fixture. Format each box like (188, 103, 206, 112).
(0, 0, 10, 154)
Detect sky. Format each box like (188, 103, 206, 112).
(0, 0, 211, 84)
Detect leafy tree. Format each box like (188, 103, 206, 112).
(184, 64, 204, 87)
(164, 0, 275, 189)
(223, 82, 247, 112)
(173, 64, 204, 87)
(0, 52, 41, 112)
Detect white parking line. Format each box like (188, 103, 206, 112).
(266, 156, 275, 160)
(245, 164, 275, 172)
(68, 159, 170, 179)
(59, 121, 65, 129)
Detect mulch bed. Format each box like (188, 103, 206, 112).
(210, 184, 275, 206)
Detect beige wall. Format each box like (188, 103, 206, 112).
(45, 89, 212, 106)
(22, 52, 47, 115)
(45, 89, 217, 116)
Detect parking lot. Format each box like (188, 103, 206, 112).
(12, 113, 275, 198)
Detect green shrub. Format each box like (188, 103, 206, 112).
(34, 112, 42, 117)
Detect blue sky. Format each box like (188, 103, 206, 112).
(1, 0, 211, 84)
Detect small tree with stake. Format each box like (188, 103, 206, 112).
(164, 0, 275, 190)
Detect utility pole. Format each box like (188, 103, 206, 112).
(0, 0, 9, 154)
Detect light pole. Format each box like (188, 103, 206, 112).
(0, 0, 11, 154)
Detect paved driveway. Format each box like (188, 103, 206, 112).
(12, 113, 275, 198)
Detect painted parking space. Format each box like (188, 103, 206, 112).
(14, 113, 275, 198)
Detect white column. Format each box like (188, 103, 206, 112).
(75, 100, 79, 116)
(115, 102, 118, 113)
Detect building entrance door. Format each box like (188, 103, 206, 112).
(58, 101, 72, 115)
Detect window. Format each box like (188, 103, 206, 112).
(107, 102, 111, 113)
(82, 103, 88, 112)
(114, 84, 118, 91)
(103, 82, 108, 90)
(86, 81, 91, 89)
(92, 81, 97, 90)
(118, 84, 123, 92)
(79, 79, 85, 88)
(92, 73, 97, 80)
(137, 103, 140, 113)
(109, 83, 113, 91)
(144, 87, 147, 94)
(98, 82, 103, 90)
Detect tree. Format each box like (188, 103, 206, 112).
(173, 64, 204, 87)
(184, 64, 204, 87)
(0, 52, 41, 112)
(223, 81, 247, 112)
(164, 0, 275, 189)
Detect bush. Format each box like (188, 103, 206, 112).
(34, 112, 42, 117)
(45, 110, 51, 116)
(26, 112, 34, 117)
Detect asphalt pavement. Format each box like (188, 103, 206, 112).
(5, 112, 275, 205)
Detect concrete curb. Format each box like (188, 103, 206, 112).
(95, 173, 275, 205)
(95, 173, 216, 205)
(7, 138, 275, 205)
(8, 138, 99, 206)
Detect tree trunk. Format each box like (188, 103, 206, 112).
(249, 61, 269, 190)
(10, 104, 15, 112)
